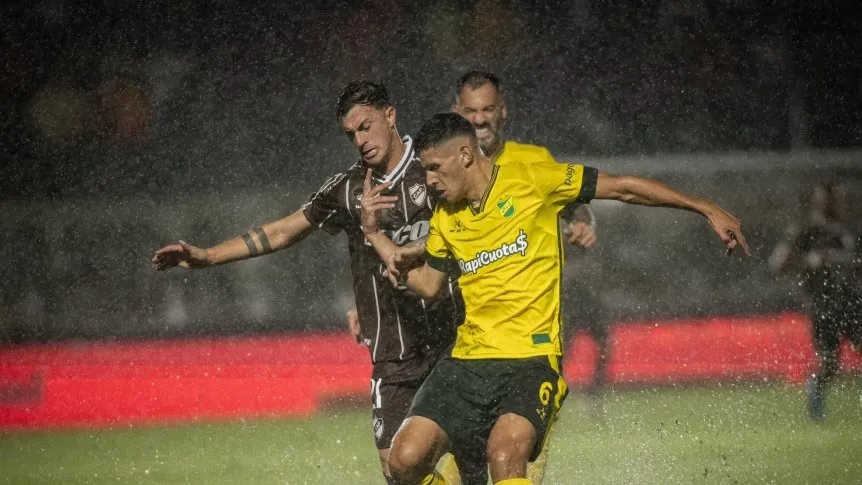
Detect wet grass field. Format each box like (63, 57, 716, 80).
(2, 379, 861, 485)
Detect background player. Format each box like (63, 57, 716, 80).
(361, 113, 749, 485)
(769, 182, 862, 422)
(152, 81, 464, 485)
(451, 70, 597, 249)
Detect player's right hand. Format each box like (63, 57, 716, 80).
(151, 240, 210, 270)
(704, 204, 751, 256)
(360, 168, 398, 235)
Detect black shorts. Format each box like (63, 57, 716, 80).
(370, 377, 420, 450)
(407, 355, 568, 462)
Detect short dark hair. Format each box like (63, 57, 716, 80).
(455, 70, 502, 101)
(335, 81, 391, 120)
(414, 113, 477, 154)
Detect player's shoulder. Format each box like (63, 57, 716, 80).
(309, 160, 364, 198)
(498, 141, 555, 165)
(495, 153, 560, 182)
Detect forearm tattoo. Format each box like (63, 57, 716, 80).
(254, 227, 272, 252)
(242, 227, 272, 257)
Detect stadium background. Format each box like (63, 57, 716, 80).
(2, 1, 861, 483)
(3, 0, 861, 341)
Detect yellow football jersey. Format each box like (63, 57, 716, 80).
(425, 160, 598, 359)
(494, 141, 556, 166)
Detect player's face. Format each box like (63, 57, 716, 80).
(340, 104, 396, 167)
(452, 83, 507, 156)
(421, 138, 470, 203)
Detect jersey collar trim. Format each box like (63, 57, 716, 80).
(372, 135, 414, 185)
(471, 164, 500, 215)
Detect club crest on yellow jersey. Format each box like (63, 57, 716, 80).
(496, 195, 516, 218)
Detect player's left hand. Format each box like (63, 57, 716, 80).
(705, 205, 750, 256)
(360, 169, 399, 235)
(346, 309, 362, 344)
(563, 222, 597, 248)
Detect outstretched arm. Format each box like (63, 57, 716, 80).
(152, 209, 316, 270)
(594, 172, 750, 255)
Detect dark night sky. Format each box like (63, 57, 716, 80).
(2, 0, 861, 198)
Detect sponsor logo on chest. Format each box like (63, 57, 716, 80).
(458, 229, 529, 275)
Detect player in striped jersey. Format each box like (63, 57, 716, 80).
(152, 81, 465, 485)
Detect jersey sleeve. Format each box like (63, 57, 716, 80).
(529, 160, 599, 206)
(526, 148, 590, 219)
(423, 208, 456, 273)
(302, 173, 350, 235)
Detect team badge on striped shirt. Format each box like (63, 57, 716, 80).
(409, 183, 426, 207)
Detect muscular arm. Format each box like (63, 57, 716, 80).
(594, 172, 750, 255)
(398, 260, 449, 300)
(153, 208, 317, 270)
(595, 173, 711, 212)
(206, 209, 316, 265)
(364, 231, 403, 265)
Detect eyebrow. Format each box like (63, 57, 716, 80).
(345, 118, 371, 133)
(463, 104, 496, 110)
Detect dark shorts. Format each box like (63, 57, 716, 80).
(407, 355, 568, 462)
(370, 377, 420, 450)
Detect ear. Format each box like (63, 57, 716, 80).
(385, 105, 396, 129)
(451, 103, 459, 114)
(500, 102, 508, 122)
(459, 144, 474, 168)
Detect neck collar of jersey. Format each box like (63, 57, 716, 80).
(371, 135, 414, 185)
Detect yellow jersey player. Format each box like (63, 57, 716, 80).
(359, 113, 748, 485)
(451, 70, 596, 483)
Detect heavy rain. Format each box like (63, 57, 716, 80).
(1, 1, 861, 484)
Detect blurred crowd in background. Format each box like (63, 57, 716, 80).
(1, 0, 860, 342)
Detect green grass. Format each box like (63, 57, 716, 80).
(2, 379, 861, 485)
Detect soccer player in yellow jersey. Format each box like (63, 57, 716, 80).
(452, 70, 596, 484)
(359, 113, 748, 485)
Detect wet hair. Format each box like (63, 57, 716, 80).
(455, 70, 502, 102)
(414, 113, 477, 154)
(335, 81, 391, 121)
